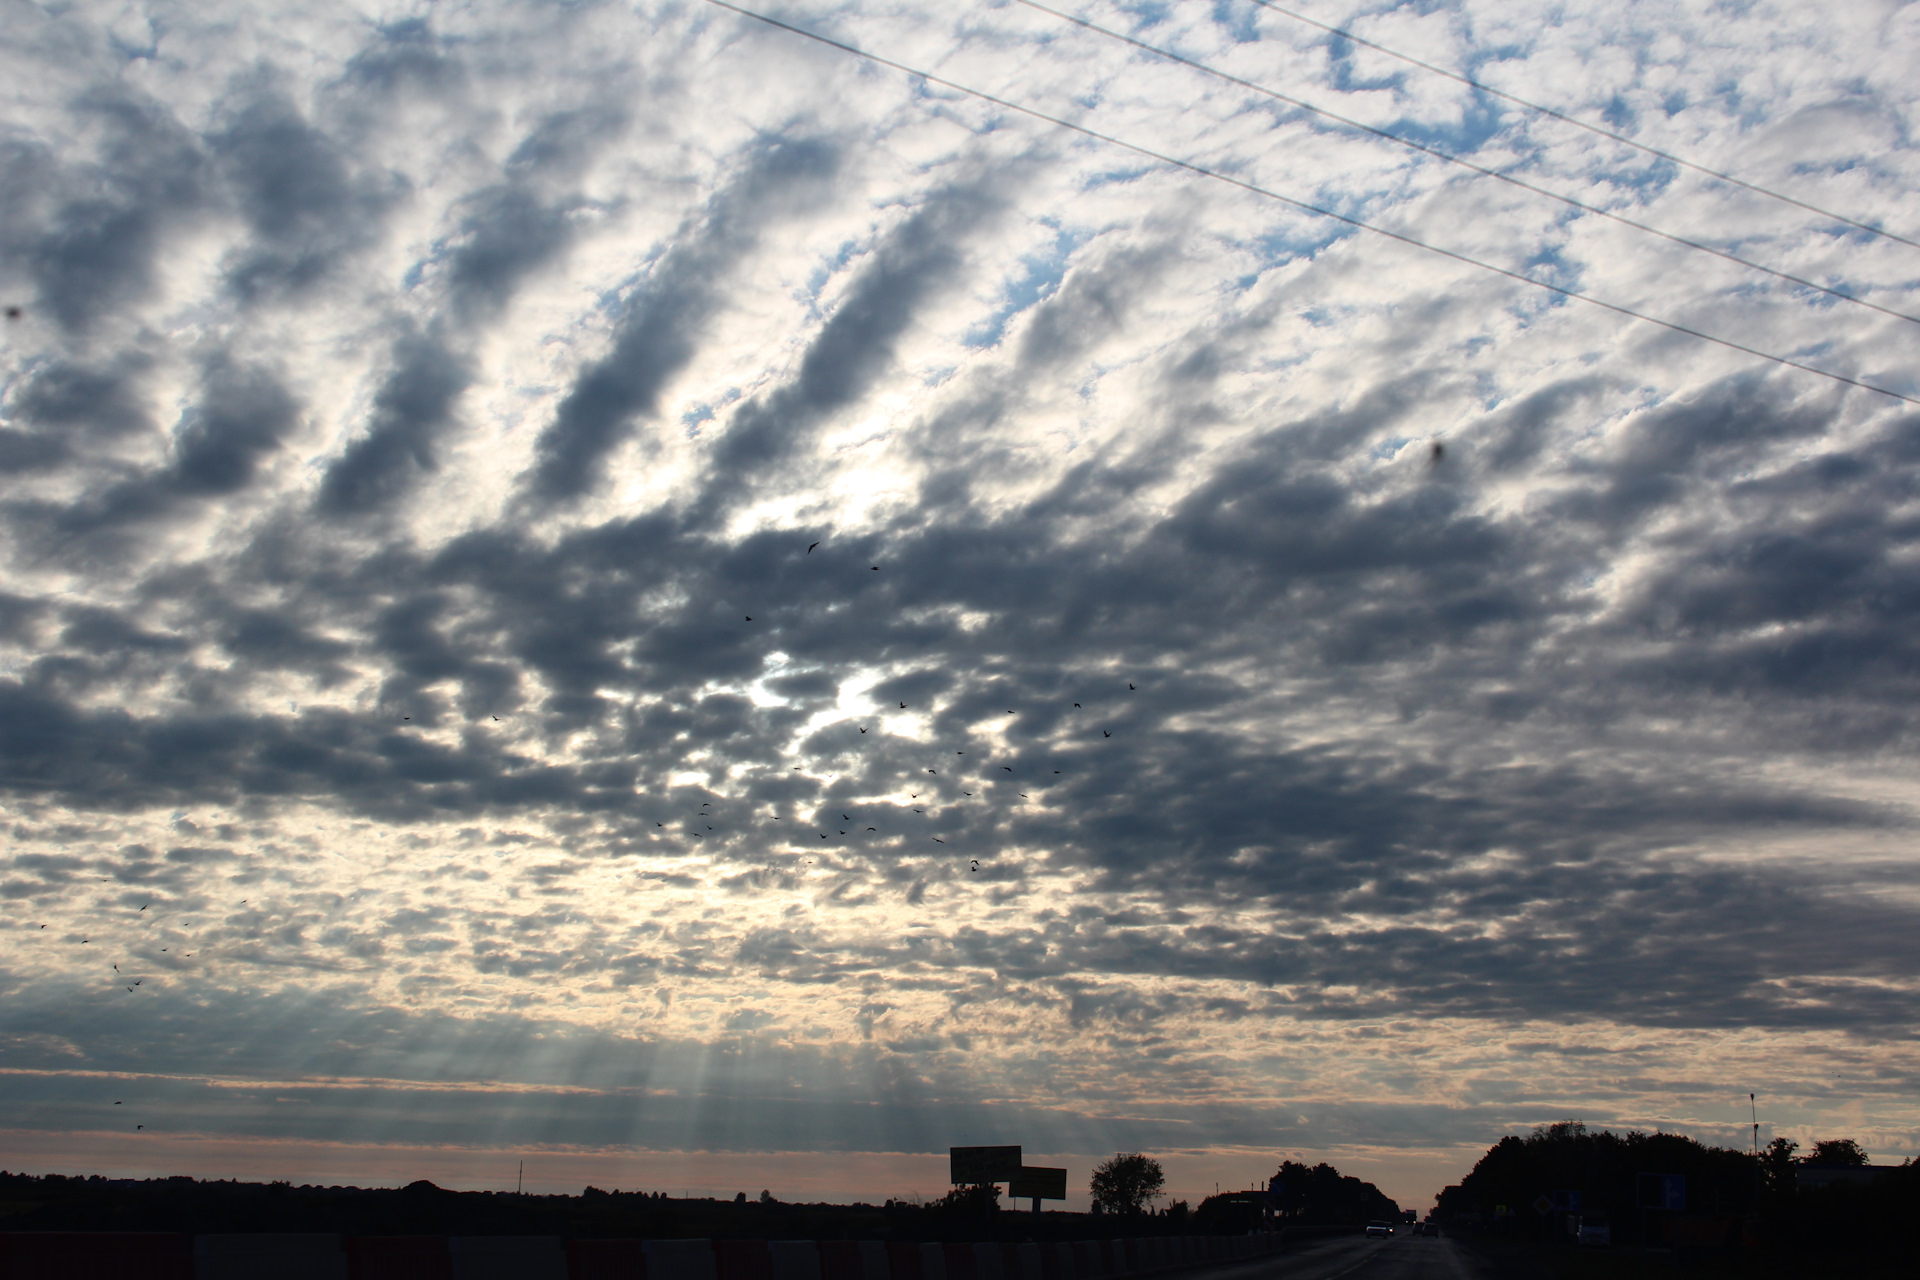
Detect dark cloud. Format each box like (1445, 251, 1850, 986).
(212, 83, 402, 300)
(523, 137, 842, 504)
(316, 330, 471, 516)
(4, 95, 208, 333)
(691, 179, 999, 517)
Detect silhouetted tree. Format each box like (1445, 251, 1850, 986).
(1805, 1139, 1869, 1166)
(935, 1182, 1000, 1215)
(1762, 1138, 1799, 1194)
(1268, 1160, 1399, 1225)
(1090, 1153, 1164, 1215)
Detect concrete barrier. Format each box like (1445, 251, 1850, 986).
(447, 1236, 566, 1280)
(882, 1241, 921, 1280)
(644, 1240, 718, 1280)
(714, 1240, 770, 1280)
(857, 1241, 890, 1280)
(768, 1241, 822, 1280)
(0, 1232, 193, 1280)
(566, 1239, 648, 1280)
(196, 1233, 347, 1280)
(917, 1243, 945, 1280)
(345, 1236, 453, 1280)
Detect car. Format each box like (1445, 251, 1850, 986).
(1365, 1220, 1394, 1239)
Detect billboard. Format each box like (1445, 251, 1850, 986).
(1009, 1166, 1068, 1200)
(950, 1146, 1022, 1184)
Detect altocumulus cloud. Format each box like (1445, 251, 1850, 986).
(2, 0, 1919, 1200)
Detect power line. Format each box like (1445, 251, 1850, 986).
(1244, 0, 1920, 252)
(698, 0, 1920, 408)
(1014, 0, 1920, 328)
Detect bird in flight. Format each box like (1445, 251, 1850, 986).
(1073, 703, 1081, 708)
(969, 860, 979, 871)
(493, 716, 499, 721)
(136, 1124, 143, 1130)
(867, 827, 876, 832)
(1129, 683, 1135, 690)
(114, 1101, 121, 1105)
(745, 616, 752, 621)
(860, 727, 867, 733)
(899, 701, 906, 709)
(871, 566, 879, 571)
(4, 306, 21, 320)
(927, 768, 937, 774)
(1103, 731, 1111, 737)
(1002, 766, 1012, 772)
(933, 838, 944, 843)
(808, 542, 819, 554)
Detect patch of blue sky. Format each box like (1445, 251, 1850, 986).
(1370, 435, 1411, 461)
(1250, 221, 1358, 271)
(1115, 1, 1174, 31)
(1585, 158, 1678, 205)
(799, 238, 865, 312)
(1207, 0, 1261, 44)
(682, 388, 741, 438)
(1516, 240, 1584, 296)
(1081, 163, 1155, 192)
(1370, 96, 1508, 158)
(1469, 366, 1503, 412)
(964, 226, 1090, 349)
(1321, 33, 1406, 96)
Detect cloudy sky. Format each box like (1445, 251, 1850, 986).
(3, 0, 1919, 1210)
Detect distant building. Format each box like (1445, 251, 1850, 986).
(1796, 1163, 1898, 1190)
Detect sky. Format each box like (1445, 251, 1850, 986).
(2, 0, 1918, 1214)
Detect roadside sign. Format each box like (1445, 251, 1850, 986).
(1009, 1166, 1068, 1200)
(1635, 1173, 1685, 1211)
(1532, 1195, 1553, 1216)
(950, 1146, 1022, 1184)
(1552, 1190, 1582, 1212)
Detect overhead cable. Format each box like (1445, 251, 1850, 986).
(1014, 0, 1920, 328)
(698, 0, 1920, 408)
(1244, 0, 1920, 251)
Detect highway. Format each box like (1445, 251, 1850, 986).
(1165, 1232, 1496, 1280)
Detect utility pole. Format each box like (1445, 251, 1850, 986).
(518, 1161, 524, 1196)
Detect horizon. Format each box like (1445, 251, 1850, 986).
(3, 0, 1917, 1214)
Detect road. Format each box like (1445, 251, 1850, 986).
(1165, 1233, 1496, 1280)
